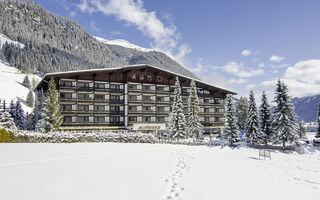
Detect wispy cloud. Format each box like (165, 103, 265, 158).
(90, 21, 100, 33)
(77, 0, 190, 65)
(270, 55, 285, 62)
(241, 49, 251, 56)
(216, 61, 264, 78)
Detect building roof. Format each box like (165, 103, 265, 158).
(37, 64, 237, 95)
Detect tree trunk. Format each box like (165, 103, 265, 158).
(282, 139, 285, 150)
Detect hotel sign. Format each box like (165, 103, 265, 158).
(133, 123, 166, 130)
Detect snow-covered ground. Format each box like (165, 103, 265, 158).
(0, 142, 319, 200)
(0, 33, 25, 49)
(0, 61, 40, 113)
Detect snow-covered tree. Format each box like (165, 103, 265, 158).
(22, 75, 31, 89)
(167, 76, 187, 139)
(259, 91, 274, 145)
(0, 110, 17, 131)
(298, 121, 306, 139)
(2, 99, 7, 111)
(245, 91, 261, 145)
(224, 94, 239, 145)
(38, 78, 63, 132)
(14, 100, 25, 130)
(9, 100, 15, 120)
(316, 103, 320, 138)
(186, 80, 203, 139)
(26, 90, 34, 107)
(236, 96, 249, 131)
(272, 80, 299, 148)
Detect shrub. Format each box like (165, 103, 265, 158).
(0, 128, 16, 143)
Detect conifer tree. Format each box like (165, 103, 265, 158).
(39, 78, 63, 132)
(187, 80, 203, 139)
(167, 77, 187, 139)
(14, 100, 25, 130)
(26, 90, 34, 107)
(316, 104, 320, 138)
(22, 75, 31, 89)
(236, 96, 249, 131)
(272, 80, 299, 148)
(9, 100, 16, 121)
(2, 99, 7, 111)
(298, 121, 306, 139)
(224, 94, 239, 145)
(245, 91, 261, 145)
(259, 91, 273, 145)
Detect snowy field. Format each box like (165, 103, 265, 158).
(0, 142, 319, 200)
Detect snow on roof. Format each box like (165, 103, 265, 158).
(40, 64, 237, 94)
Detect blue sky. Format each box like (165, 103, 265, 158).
(33, 0, 320, 99)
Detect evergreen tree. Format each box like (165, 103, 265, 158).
(259, 91, 273, 145)
(26, 90, 34, 107)
(0, 110, 17, 131)
(167, 77, 187, 139)
(2, 99, 7, 111)
(38, 78, 63, 132)
(9, 100, 16, 121)
(236, 96, 249, 131)
(316, 104, 320, 138)
(272, 80, 299, 148)
(298, 121, 306, 139)
(14, 100, 25, 130)
(245, 91, 261, 145)
(22, 75, 31, 89)
(186, 80, 203, 139)
(224, 94, 239, 145)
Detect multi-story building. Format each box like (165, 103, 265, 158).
(35, 64, 236, 135)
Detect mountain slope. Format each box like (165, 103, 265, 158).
(0, 0, 197, 78)
(292, 94, 320, 122)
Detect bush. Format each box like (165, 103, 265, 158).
(0, 128, 16, 143)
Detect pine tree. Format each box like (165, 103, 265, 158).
(0, 110, 17, 131)
(316, 104, 320, 138)
(22, 75, 31, 89)
(272, 80, 299, 148)
(245, 91, 261, 145)
(9, 100, 16, 121)
(298, 121, 306, 139)
(167, 77, 187, 139)
(26, 90, 34, 107)
(259, 91, 273, 145)
(2, 99, 7, 111)
(224, 94, 239, 145)
(186, 80, 203, 139)
(236, 96, 249, 131)
(39, 78, 63, 132)
(14, 100, 25, 130)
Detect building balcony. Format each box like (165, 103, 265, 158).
(110, 110, 124, 115)
(109, 89, 124, 93)
(109, 100, 124, 104)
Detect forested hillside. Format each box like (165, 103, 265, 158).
(0, 0, 196, 78)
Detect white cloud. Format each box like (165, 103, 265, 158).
(270, 55, 285, 62)
(241, 49, 251, 56)
(258, 63, 264, 67)
(218, 61, 264, 78)
(90, 21, 100, 33)
(229, 78, 248, 84)
(77, 0, 189, 64)
(284, 59, 320, 84)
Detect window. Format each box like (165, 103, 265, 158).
(95, 83, 105, 89)
(94, 94, 105, 100)
(215, 117, 220, 122)
(214, 99, 221, 104)
(183, 107, 188, 113)
(110, 116, 120, 123)
(62, 104, 72, 111)
(143, 95, 151, 101)
(60, 81, 72, 87)
(157, 117, 165, 122)
(143, 116, 151, 122)
(205, 117, 210, 123)
(157, 76, 162, 82)
(78, 105, 89, 111)
(143, 106, 150, 111)
(156, 86, 164, 91)
(129, 116, 137, 122)
(143, 85, 151, 91)
(60, 93, 72, 99)
(157, 107, 165, 112)
(94, 116, 105, 122)
(170, 97, 174, 102)
(205, 108, 210, 113)
(129, 95, 137, 101)
(147, 75, 152, 81)
(139, 75, 144, 80)
(110, 84, 121, 91)
(110, 95, 120, 102)
(156, 96, 164, 102)
(64, 116, 72, 122)
(129, 84, 138, 89)
(77, 116, 89, 122)
(204, 98, 209, 103)
(78, 93, 90, 99)
(78, 82, 89, 88)
(131, 74, 136, 80)
(110, 106, 120, 111)
(94, 105, 105, 111)
(169, 87, 174, 92)
(182, 98, 188, 103)
(129, 106, 137, 111)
